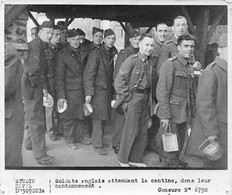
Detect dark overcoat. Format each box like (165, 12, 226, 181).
(55, 45, 88, 120)
(185, 57, 227, 158)
(83, 44, 117, 120)
(5, 43, 24, 167)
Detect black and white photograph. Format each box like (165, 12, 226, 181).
(1, 0, 231, 194)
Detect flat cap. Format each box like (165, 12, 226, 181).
(130, 29, 141, 38)
(218, 34, 227, 48)
(104, 29, 115, 38)
(40, 21, 54, 29)
(92, 27, 103, 35)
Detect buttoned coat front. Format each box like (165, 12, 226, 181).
(55, 45, 88, 120)
(83, 44, 117, 120)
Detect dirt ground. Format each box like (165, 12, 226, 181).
(22, 110, 162, 168)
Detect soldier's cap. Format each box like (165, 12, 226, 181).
(92, 27, 103, 35)
(130, 29, 141, 38)
(67, 29, 79, 38)
(218, 34, 227, 48)
(40, 21, 54, 30)
(104, 29, 115, 38)
(76, 28, 85, 36)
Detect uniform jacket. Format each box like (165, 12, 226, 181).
(83, 44, 118, 120)
(114, 52, 152, 103)
(22, 36, 48, 99)
(185, 57, 227, 158)
(55, 45, 87, 120)
(113, 44, 139, 80)
(156, 53, 194, 124)
(5, 43, 24, 167)
(151, 38, 163, 102)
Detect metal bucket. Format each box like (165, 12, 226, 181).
(199, 139, 224, 161)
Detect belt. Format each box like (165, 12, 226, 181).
(134, 88, 150, 94)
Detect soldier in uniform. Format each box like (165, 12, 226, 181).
(156, 34, 196, 167)
(55, 29, 89, 150)
(112, 29, 141, 154)
(22, 21, 55, 164)
(114, 34, 154, 167)
(157, 16, 189, 74)
(147, 23, 168, 152)
(78, 28, 92, 50)
(185, 34, 228, 169)
(57, 21, 68, 48)
(84, 29, 118, 155)
(46, 25, 63, 141)
(82, 27, 104, 140)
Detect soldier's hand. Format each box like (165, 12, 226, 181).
(43, 89, 48, 97)
(85, 96, 92, 103)
(208, 135, 218, 142)
(161, 119, 170, 129)
(57, 98, 66, 109)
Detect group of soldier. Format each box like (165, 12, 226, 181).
(5, 15, 227, 169)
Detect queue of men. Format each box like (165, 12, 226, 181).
(6, 15, 227, 169)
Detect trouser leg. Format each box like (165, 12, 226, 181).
(74, 118, 85, 142)
(112, 112, 125, 148)
(117, 93, 148, 163)
(147, 115, 160, 151)
(129, 102, 149, 163)
(24, 97, 47, 159)
(91, 119, 106, 148)
(63, 119, 77, 144)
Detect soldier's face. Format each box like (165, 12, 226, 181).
(93, 32, 103, 46)
(51, 29, 61, 45)
(61, 29, 68, 43)
(39, 28, 54, 42)
(178, 40, 195, 59)
(67, 35, 81, 49)
(156, 24, 168, 43)
(172, 18, 188, 38)
(139, 37, 155, 57)
(31, 28, 38, 40)
(218, 47, 228, 62)
(104, 34, 116, 49)
(130, 36, 141, 49)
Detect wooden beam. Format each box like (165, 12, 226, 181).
(181, 6, 195, 35)
(145, 26, 153, 33)
(5, 5, 27, 29)
(28, 11, 40, 27)
(66, 18, 75, 27)
(119, 22, 130, 37)
(207, 8, 226, 43)
(200, 8, 210, 66)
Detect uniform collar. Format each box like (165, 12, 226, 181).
(172, 36, 178, 45)
(155, 38, 163, 47)
(176, 53, 189, 66)
(138, 52, 149, 62)
(129, 44, 139, 53)
(66, 44, 78, 54)
(215, 56, 227, 71)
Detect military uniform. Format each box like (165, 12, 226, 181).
(45, 43, 63, 136)
(156, 53, 195, 167)
(22, 36, 49, 160)
(147, 38, 163, 152)
(112, 44, 139, 152)
(5, 43, 24, 167)
(114, 52, 152, 163)
(185, 56, 227, 169)
(84, 44, 118, 149)
(55, 44, 88, 145)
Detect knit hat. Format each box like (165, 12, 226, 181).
(104, 29, 115, 38)
(40, 21, 54, 30)
(218, 34, 227, 48)
(130, 29, 141, 38)
(92, 27, 103, 35)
